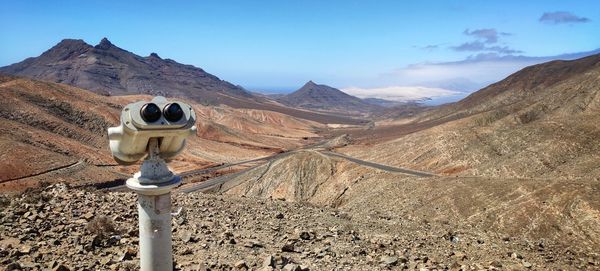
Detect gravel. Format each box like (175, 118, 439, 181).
(1, 184, 598, 270)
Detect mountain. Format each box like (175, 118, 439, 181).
(0, 38, 366, 125)
(340, 53, 600, 179)
(211, 54, 600, 260)
(277, 81, 382, 115)
(0, 38, 254, 103)
(418, 53, 600, 122)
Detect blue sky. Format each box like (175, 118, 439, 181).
(1, 0, 599, 100)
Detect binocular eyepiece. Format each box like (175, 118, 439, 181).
(108, 96, 197, 164)
(140, 103, 184, 123)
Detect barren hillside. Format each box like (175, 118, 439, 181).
(340, 53, 600, 178)
(215, 150, 600, 267)
(195, 107, 322, 151)
(209, 53, 600, 269)
(0, 76, 321, 191)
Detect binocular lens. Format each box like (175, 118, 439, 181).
(140, 103, 162, 122)
(163, 103, 184, 122)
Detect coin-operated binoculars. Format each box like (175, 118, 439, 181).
(108, 96, 196, 271)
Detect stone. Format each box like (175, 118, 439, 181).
(510, 252, 523, 259)
(282, 243, 295, 252)
(47, 260, 58, 269)
(5, 262, 21, 271)
(274, 255, 290, 267)
(263, 255, 275, 267)
(18, 245, 31, 254)
(299, 232, 311, 240)
(180, 230, 194, 243)
(52, 264, 70, 271)
(451, 251, 467, 261)
(490, 260, 502, 268)
(450, 261, 461, 269)
(0, 179, 590, 270)
(19, 262, 38, 269)
(282, 263, 301, 271)
(99, 257, 113, 265)
(107, 235, 121, 246)
(381, 256, 398, 266)
(234, 260, 248, 269)
(244, 239, 263, 248)
(118, 248, 136, 261)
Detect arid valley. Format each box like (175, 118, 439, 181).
(0, 36, 598, 271)
(1, 3, 600, 270)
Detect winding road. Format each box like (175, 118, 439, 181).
(320, 151, 435, 177)
(179, 149, 435, 194)
(103, 137, 435, 194)
(1, 160, 87, 184)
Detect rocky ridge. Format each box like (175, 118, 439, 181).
(0, 39, 365, 125)
(0, 38, 251, 104)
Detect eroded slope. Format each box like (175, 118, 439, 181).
(341, 53, 600, 178)
(217, 150, 600, 263)
(0, 76, 321, 191)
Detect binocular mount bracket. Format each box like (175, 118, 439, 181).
(126, 138, 181, 195)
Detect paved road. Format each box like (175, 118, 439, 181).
(106, 151, 293, 192)
(179, 153, 283, 177)
(180, 150, 434, 193)
(179, 165, 257, 193)
(320, 151, 435, 177)
(107, 139, 327, 191)
(1, 161, 86, 183)
(178, 152, 293, 193)
(107, 138, 435, 193)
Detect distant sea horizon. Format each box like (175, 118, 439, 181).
(422, 93, 470, 106)
(248, 86, 471, 106)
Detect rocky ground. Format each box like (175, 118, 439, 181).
(1, 184, 599, 270)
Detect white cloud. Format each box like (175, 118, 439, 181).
(390, 58, 532, 86)
(342, 86, 460, 102)
(378, 49, 600, 92)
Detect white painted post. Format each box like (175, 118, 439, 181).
(127, 138, 181, 271)
(136, 193, 173, 270)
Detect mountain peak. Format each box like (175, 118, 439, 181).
(149, 52, 161, 59)
(305, 80, 317, 86)
(278, 81, 380, 114)
(297, 81, 339, 94)
(56, 39, 89, 47)
(50, 39, 91, 52)
(95, 37, 114, 50)
(38, 39, 92, 59)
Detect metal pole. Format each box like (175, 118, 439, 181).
(137, 192, 173, 270)
(127, 138, 181, 271)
